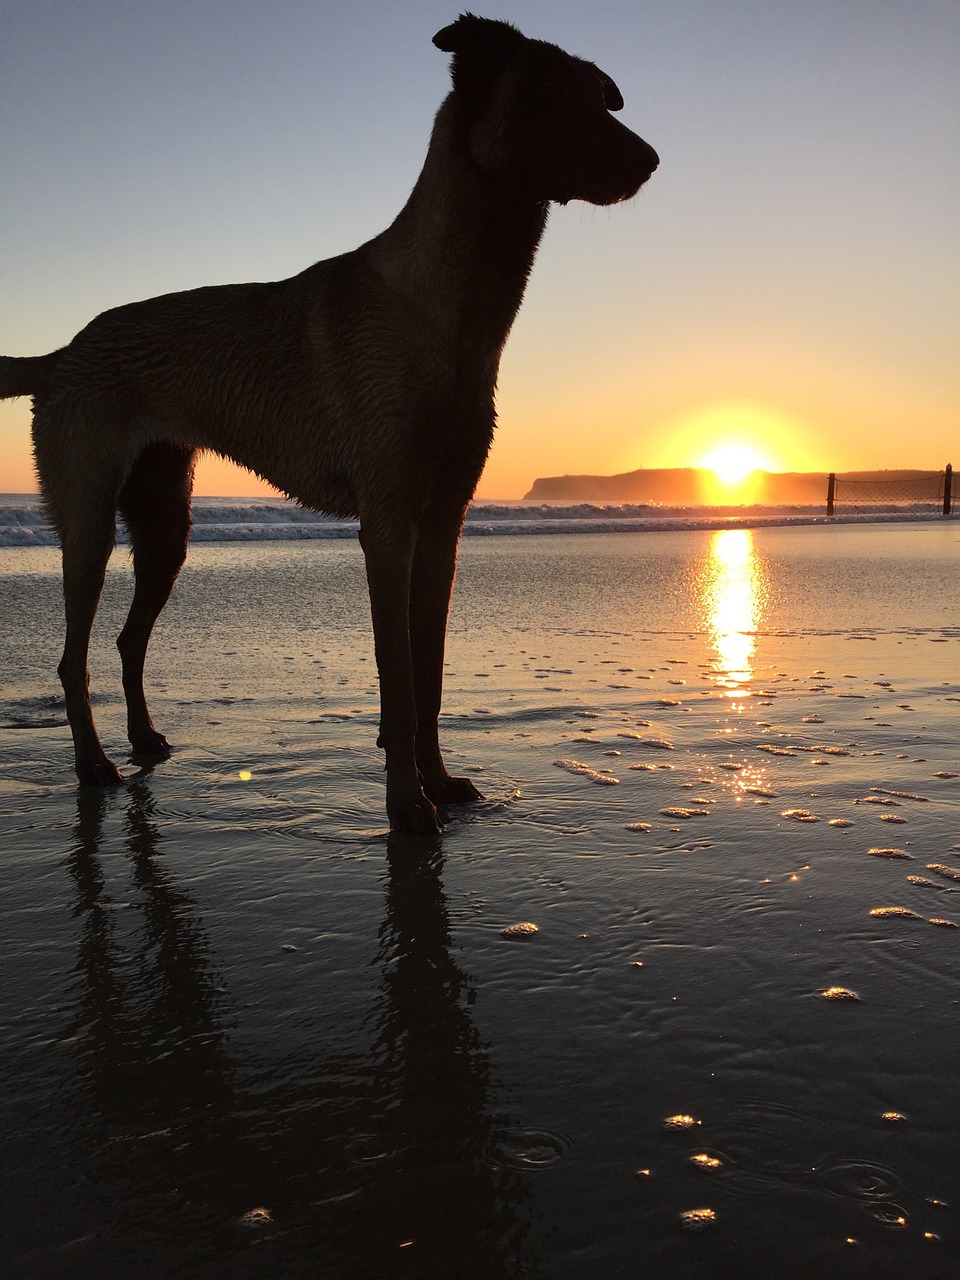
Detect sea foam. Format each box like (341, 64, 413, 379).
(0, 494, 945, 548)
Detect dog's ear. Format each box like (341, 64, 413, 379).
(435, 16, 626, 116)
(433, 13, 526, 100)
(432, 13, 523, 57)
(597, 69, 624, 112)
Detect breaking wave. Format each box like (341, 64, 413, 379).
(0, 494, 946, 548)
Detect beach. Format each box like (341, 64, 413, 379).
(1, 519, 959, 1278)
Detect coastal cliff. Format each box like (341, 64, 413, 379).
(523, 468, 940, 505)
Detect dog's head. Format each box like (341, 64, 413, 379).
(433, 14, 658, 206)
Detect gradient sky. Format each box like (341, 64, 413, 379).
(1, 0, 957, 499)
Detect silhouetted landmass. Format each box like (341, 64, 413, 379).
(523, 468, 942, 505)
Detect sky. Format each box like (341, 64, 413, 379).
(1, 0, 957, 500)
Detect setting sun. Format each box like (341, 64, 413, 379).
(700, 444, 770, 485)
(639, 403, 816, 489)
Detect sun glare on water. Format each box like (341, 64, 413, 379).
(698, 528, 768, 694)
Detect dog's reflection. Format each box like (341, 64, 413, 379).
(69, 783, 234, 1122)
(65, 784, 529, 1275)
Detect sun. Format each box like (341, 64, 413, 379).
(700, 444, 769, 485)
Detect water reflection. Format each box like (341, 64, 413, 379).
(698, 529, 768, 694)
(68, 784, 235, 1124)
(54, 788, 530, 1277)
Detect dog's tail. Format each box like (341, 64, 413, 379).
(0, 351, 63, 399)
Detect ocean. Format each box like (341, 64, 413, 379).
(0, 491, 949, 547)
(1, 518, 958, 1278)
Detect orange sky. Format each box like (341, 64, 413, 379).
(2, 2, 957, 500)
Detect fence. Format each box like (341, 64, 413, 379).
(826, 465, 953, 516)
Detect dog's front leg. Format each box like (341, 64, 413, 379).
(360, 519, 442, 835)
(410, 506, 484, 808)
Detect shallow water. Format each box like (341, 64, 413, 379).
(1, 522, 959, 1278)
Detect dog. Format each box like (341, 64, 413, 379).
(0, 15, 658, 834)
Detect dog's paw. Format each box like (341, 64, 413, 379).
(77, 757, 125, 787)
(422, 773, 484, 806)
(388, 793, 444, 836)
(129, 727, 170, 756)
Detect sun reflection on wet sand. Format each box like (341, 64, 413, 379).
(698, 528, 768, 696)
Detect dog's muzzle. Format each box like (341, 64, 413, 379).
(588, 126, 660, 205)
(639, 139, 660, 180)
(632, 136, 660, 187)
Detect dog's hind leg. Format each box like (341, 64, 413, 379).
(53, 490, 125, 785)
(409, 505, 484, 808)
(116, 443, 197, 754)
(359, 516, 443, 835)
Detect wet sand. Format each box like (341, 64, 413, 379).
(1, 523, 958, 1277)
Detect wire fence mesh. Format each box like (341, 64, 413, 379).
(828, 468, 953, 515)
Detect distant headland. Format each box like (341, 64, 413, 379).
(523, 468, 942, 506)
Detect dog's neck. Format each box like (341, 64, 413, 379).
(367, 95, 549, 376)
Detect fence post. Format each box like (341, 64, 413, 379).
(826, 473, 836, 517)
(944, 464, 953, 516)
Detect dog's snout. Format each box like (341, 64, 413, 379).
(585, 125, 660, 206)
(636, 137, 659, 181)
